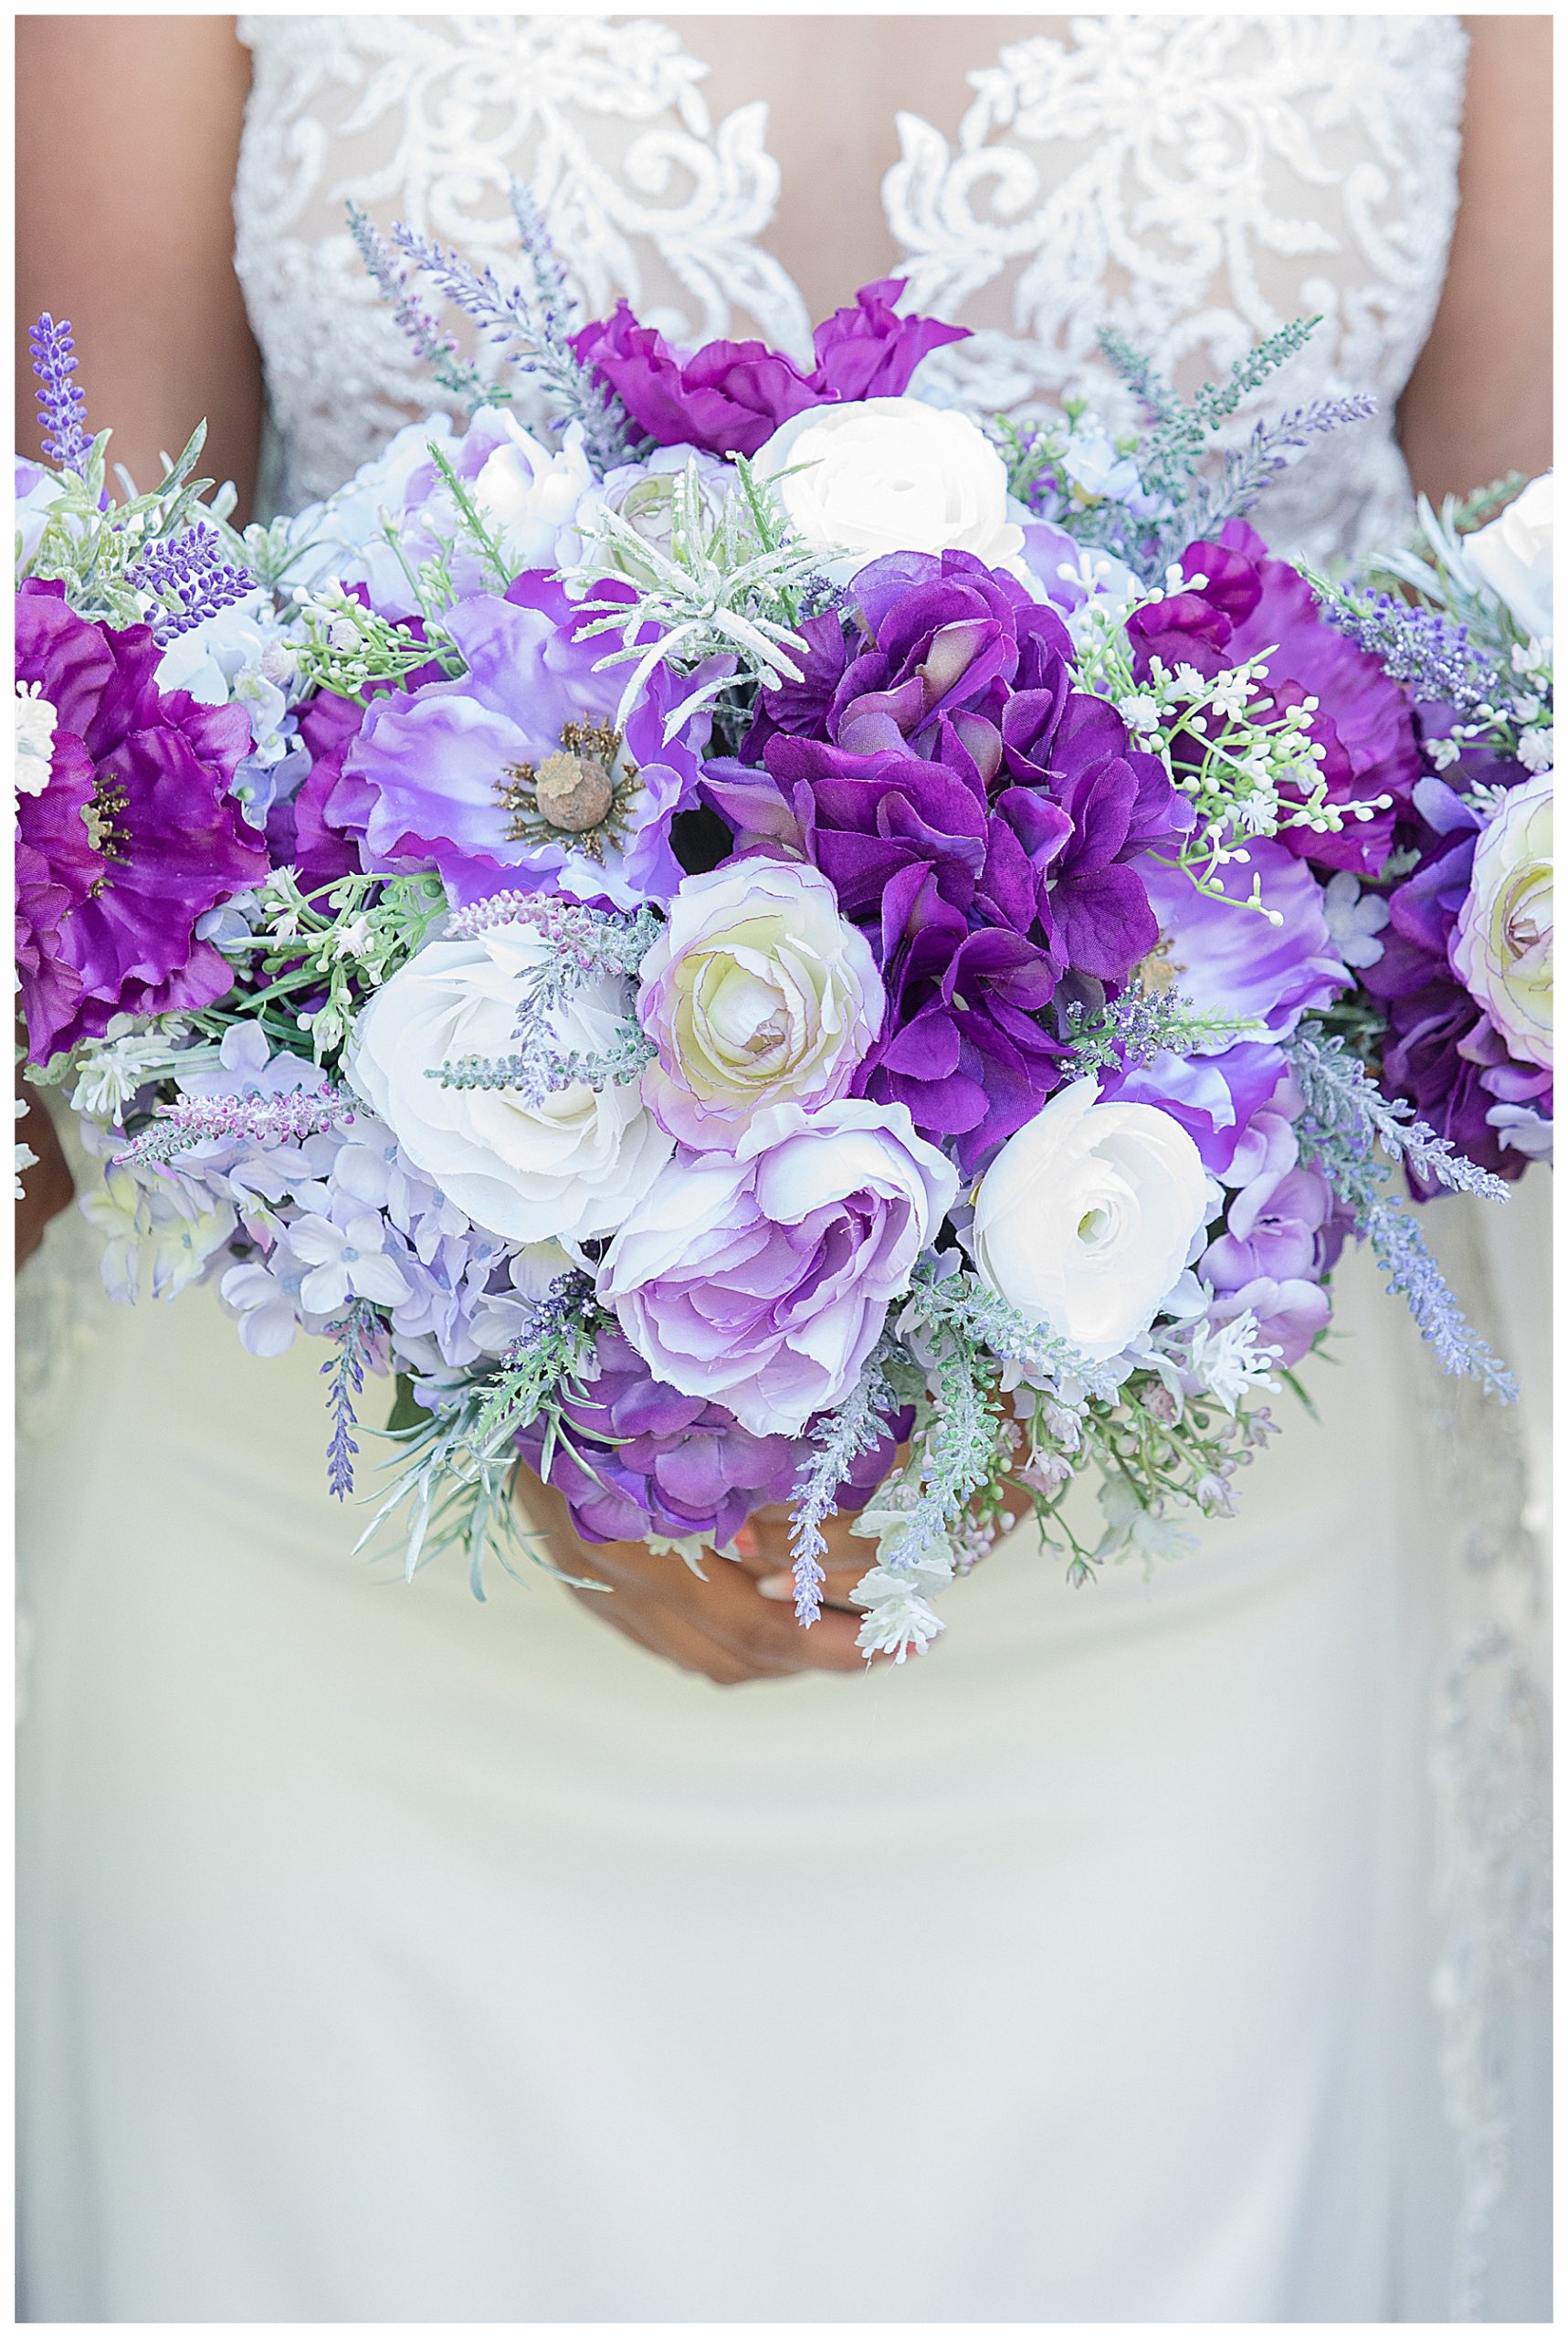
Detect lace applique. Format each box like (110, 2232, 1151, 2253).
(236, 12, 1466, 563)
(234, 14, 812, 508)
(883, 15, 1468, 559)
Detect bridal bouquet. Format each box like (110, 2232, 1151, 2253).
(15, 195, 1552, 1657)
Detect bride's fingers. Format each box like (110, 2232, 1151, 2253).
(753, 1565, 868, 1615)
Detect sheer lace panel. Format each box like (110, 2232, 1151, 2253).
(234, 12, 1467, 559)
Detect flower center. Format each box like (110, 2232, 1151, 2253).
(83, 768, 132, 893)
(1135, 933, 1184, 993)
(495, 721, 640, 863)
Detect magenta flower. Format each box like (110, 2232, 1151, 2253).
(1126, 520, 1421, 875)
(16, 579, 267, 1062)
(573, 280, 968, 460)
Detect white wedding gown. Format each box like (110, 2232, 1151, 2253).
(16, 16, 1551, 2322)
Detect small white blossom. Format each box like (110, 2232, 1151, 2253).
(70, 1019, 184, 1122)
(1184, 1311, 1283, 1413)
(1321, 869, 1392, 968)
(13, 679, 58, 795)
(1519, 724, 1554, 774)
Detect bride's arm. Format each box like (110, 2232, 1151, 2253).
(15, 15, 261, 1265)
(1397, 16, 1552, 500)
(16, 15, 263, 506)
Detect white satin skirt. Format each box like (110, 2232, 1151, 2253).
(16, 1180, 1550, 2322)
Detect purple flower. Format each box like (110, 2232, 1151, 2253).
(15, 579, 268, 1062)
(1126, 520, 1421, 875)
(597, 1098, 957, 1438)
(335, 575, 710, 910)
(1138, 839, 1351, 1042)
(1106, 1040, 1292, 1178)
(267, 690, 372, 898)
(572, 279, 968, 460)
(1360, 760, 1542, 1184)
(517, 1325, 903, 1550)
(701, 550, 1191, 1166)
(1192, 1060, 1342, 1368)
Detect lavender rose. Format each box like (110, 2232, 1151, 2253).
(598, 1099, 957, 1437)
(637, 860, 884, 1147)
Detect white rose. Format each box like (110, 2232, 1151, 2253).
(1467, 473, 1553, 648)
(637, 859, 884, 1146)
(1453, 768, 1553, 1068)
(970, 1077, 1211, 1363)
(752, 397, 1024, 578)
(348, 927, 672, 1246)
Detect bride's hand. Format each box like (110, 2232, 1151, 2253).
(518, 1469, 877, 1686)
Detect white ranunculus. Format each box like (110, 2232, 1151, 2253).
(469, 415, 595, 574)
(348, 927, 673, 1245)
(752, 397, 1024, 577)
(1453, 768, 1553, 1068)
(1467, 472, 1553, 647)
(637, 859, 884, 1146)
(970, 1076, 1211, 1363)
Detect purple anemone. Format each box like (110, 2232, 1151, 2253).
(332, 574, 712, 910)
(1126, 520, 1421, 876)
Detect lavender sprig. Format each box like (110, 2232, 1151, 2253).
(905, 1264, 1121, 1403)
(436, 898, 659, 1106)
(29, 312, 91, 471)
(1064, 980, 1259, 1074)
(788, 1349, 899, 1626)
(381, 193, 632, 474)
(1175, 396, 1378, 542)
(467, 1273, 605, 1468)
(1309, 582, 1498, 716)
(345, 203, 489, 407)
(1285, 1025, 1517, 1400)
(116, 1083, 356, 1167)
(322, 1300, 384, 1501)
(1286, 1025, 1511, 1204)
(127, 521, 255, 642)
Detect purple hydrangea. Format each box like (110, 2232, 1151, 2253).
(572, 279, 969, 461)
(515, 1324, 902, 1550)
(702, 550, 1191, 1170)
(1127, 520, 1422, 876)
(333, 574, 711, 910)
(16, 579, 268, 1062)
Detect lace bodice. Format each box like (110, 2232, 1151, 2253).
(233, 13, 1468, 560)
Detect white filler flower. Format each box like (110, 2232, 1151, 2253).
(348, 927, 672, 1246)
(752, 396, 1024, 576)
(971, 1076, 1211, 1363)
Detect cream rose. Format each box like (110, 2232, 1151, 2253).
(348, 926, 672, 1245)
(1467, 473, 1553, 647)
(970, 1077, 1211, 1362)
(1453, 769, 1553, 1068)
(637, 859, 884, 1146)
(752, 397, 1024, 577)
